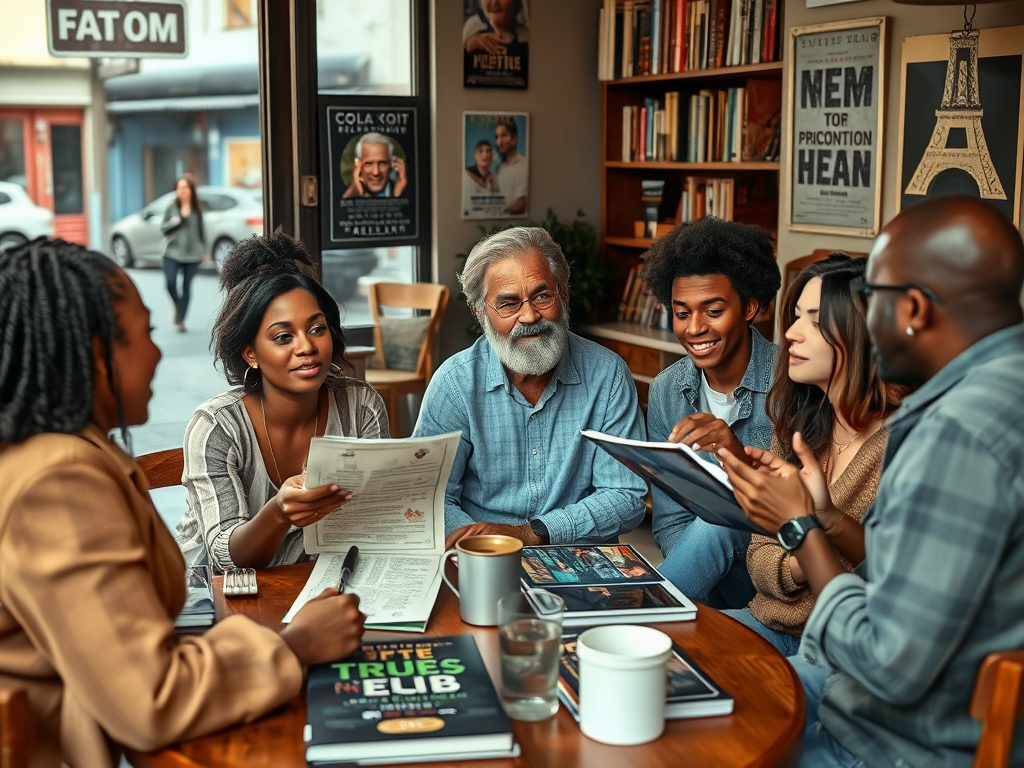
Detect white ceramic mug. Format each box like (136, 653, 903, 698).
(576, 624, 673, 745)
(440, 534, 523, 626)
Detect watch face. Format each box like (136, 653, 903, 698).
(777, 520, 804, 551)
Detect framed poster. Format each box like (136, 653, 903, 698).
(461, 112, 529, 219)
(463, 0, 529, 89)
(896, 24, 1024, 227)
(786, 17, 886, 237)
(223, 138, 262, 189)
(321, 103, 420, 247)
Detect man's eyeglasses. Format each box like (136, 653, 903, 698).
(485, 291, 558, 319)
(849, 276, 941, 304)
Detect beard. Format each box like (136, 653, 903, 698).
(481, 309, 570, 377)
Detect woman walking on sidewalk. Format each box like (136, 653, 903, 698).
(161, 174, 207, 332)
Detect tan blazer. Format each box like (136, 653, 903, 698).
(0, 425, 303, 768)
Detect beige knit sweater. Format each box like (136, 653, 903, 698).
(745, 427, 888, 636)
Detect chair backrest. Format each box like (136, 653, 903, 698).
(782, 248, 868, 303)
(367, 282, 450, 383)
(137, 447, 185, 490)
(0, 686, 32, 768)
(971, 650, 1024, 768)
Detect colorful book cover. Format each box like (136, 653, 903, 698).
(557, 633, 734, 720)
(305, 635, 515, 765)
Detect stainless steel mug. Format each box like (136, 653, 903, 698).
(441, 534, 523, 626)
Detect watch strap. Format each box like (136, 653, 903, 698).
(777, 515, 821, 552)
(529, 518, 550, 545)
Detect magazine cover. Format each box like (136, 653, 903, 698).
(322, 104, 419, 246)
(463, 0, 530, 89)
(462, 112, 529, 219)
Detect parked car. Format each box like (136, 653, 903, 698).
(321, 249, 379, 302)
(0, 181, 54, 251)
(108, 185, 263, 271)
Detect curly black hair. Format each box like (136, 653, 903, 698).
(211, 228, 346, 394)
(0, 238, 129, 446)
(641, 217, 780, 313)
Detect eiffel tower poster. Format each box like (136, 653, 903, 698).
(897, 24, 1024, 226)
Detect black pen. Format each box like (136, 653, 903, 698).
(338, 546, 359, 594)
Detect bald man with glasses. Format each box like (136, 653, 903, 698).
(413, 227, 647, 549)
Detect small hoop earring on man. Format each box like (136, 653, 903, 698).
(243, 364, 259, 390)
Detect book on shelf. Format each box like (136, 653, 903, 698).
(282, 432, 461, 632)
(519, 543, 698, 627)
(580, 429, 772, 536)
(304, 635, 519, 766)
(598, 0, 780, 80)
(174, 565, 215, 633)
(557, 632, 734, 720)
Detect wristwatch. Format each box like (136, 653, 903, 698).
(776, 516, 821, 552)
(529, 518, 550, 545)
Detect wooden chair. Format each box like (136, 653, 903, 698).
(0, 686, 32, 768)
(364, 282, 449, 437)
(971, 650, 1024, 768)
(137, 447, 185, 489)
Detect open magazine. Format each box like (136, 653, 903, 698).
(580, 429, 771, 536)
(282, 432, 461, 632)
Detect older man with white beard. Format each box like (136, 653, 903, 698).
(413, 227, 648, 549)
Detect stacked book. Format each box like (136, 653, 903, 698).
(174, 566, 215, 633)
(598, 0, 781, 80)
(617, 263, 669, 330)
(620, 78, 781, 163)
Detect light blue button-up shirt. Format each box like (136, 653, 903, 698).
(412, 332, 648, 543)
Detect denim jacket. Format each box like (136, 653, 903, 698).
(647, 327, 777, 554)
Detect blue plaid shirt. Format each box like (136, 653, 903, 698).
(412, 333, 648, 543)
(800, 323, 1024, 768)
(646, 328, 777, 554)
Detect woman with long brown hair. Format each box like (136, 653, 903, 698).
(726, 253, 904, 654)
(161, 174, 206, 332)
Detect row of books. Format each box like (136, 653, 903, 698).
(598, 0, 781, 81)
(618, 263, 671, 330)
(620, 79, 781, 163)
(677, 176, 736, 223)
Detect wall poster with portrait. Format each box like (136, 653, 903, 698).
(463, 0, 529, 89)
(896, 24, 1024, 227)
(462, 111, 529, 220)
(321, 102, 420, 247)
(786, 17, 886, 237)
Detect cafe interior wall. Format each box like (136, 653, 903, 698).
(776, 0, 1024, 276)
(430, 0, 603, 360)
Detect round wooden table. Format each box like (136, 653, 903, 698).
(126, 562, 804, 768)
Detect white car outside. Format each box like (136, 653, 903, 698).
(109, 185, 264, 271)
(0, 181, 54, 251)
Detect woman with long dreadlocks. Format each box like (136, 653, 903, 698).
(0, 238, 365, 768)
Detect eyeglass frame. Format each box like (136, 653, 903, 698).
(849, 276, 941, 305)
(483, 288, 561, 319)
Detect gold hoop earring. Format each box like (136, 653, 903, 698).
(243, 364, 259, 390)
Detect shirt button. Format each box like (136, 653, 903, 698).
(530, 413, 537, 420)
(532, 449, 538, 455)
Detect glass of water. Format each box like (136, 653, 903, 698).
(497, 589, 565, 721)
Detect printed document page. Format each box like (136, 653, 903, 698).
(282, 551, 442, 631)
(286, 432, 460, 631)
(302, 432, 460, 554)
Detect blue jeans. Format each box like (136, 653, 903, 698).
(721, 607, 802, 656)
(789, 654, 863, 768)
(163, 256, 201, 323)
(656, 518, 755, 609)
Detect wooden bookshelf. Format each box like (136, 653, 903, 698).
(605, 161, 780, 171)
(595, 3, 785, 391)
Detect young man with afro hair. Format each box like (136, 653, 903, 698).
(643, 217, 781, 609)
